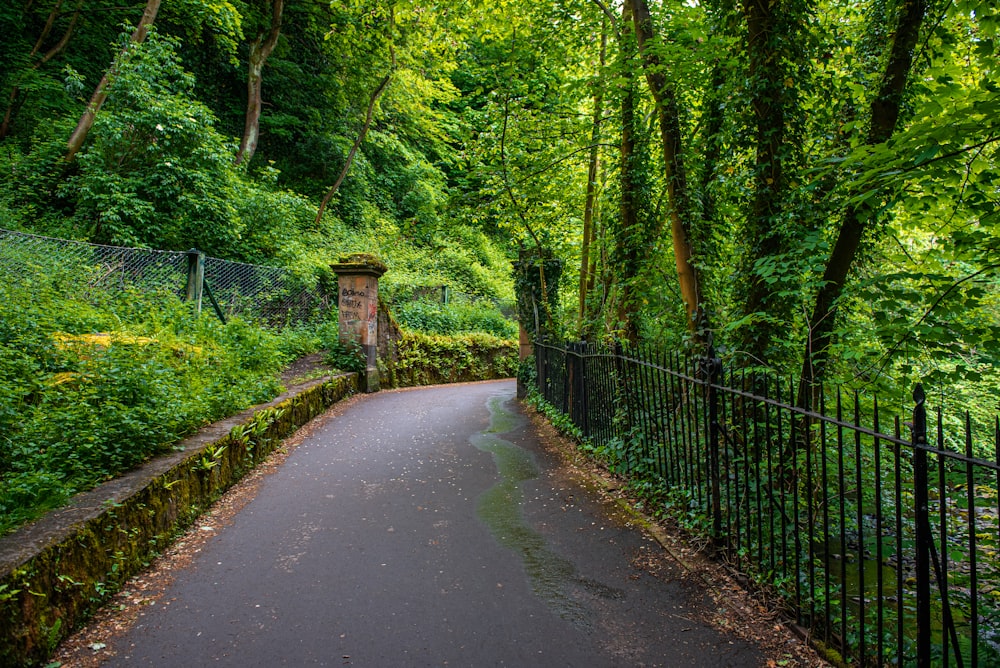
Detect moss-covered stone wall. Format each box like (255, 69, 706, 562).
(379, 331, 517, 388)
(0, 374, 358, 668)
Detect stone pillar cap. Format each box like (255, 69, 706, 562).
(331, 253, 388, 278)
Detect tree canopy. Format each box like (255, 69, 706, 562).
(2, 0, 998, 405)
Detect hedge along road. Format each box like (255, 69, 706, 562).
(91, 379, 763, 667)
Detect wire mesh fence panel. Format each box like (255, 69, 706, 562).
(0, 228, 331, 326)
(203, 255, 332, 325)
(0, 228, 188, 299)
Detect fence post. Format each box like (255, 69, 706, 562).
(185, 248, 205, 315)
(565, 342, 588, 436)
(535, 344, 545, 400)
(912, 384, 931, 667)
(578, 342, 589, 437)
(702, 347, 723, 547)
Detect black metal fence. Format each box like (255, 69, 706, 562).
(0, 228, 332, 325)
(532, 341, 1000, 667)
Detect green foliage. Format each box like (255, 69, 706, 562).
(70, 29, 243, 254)
(524, 388, 583, 441)
(394, 297, 516, 339)
(324, 339, 366, 374)
(0, 256, 327, 536)
(387, 330, 517, 387)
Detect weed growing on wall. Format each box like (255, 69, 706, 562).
(387, 330, 517, 387)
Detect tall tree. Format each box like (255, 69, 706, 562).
(578, 19, 607, 332)
(65, 0, 161, 161)
(801, 0, 929, 389)
(235, 0, 284, 166)
(736, 0, 806, 363)
(313, 65, 393, 224)
(613, 0, 644, 342)
(0, 0, 83, 141)
(627, 0, 703, 339)
(314, 5, 396, 225)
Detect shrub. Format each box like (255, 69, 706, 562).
(393, 298, 516, 339)
(384, 330, 517, 387)
(68, 30, 243, 254)
(0, 257, 327, 536)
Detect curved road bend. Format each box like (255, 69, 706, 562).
(104, 379, 763, 667)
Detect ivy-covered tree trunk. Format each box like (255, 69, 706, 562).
(613, 1, 642, 343)
(234, 0, 284, 167)
(737, 0, 801, 363)
(696, 62, 726, 243)
(626, 0, 703, 339)
(578, 20, 606, 334)
(801, 0, 928, 392)
(65, 0, 161, 161)
(514, 248, 562, 343)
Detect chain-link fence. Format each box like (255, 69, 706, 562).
(0, 228, 332, 326)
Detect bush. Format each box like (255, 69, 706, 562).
(68, 30, 243, 254)
(384, 330, 517, 387)
(394, 298, 517, 338)
(0, 257, 328, 536)
(324, 339, 366, 373)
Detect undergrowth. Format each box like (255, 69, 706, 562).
(387, 330, 518, 386)
(522, 386, 710, 536)
(393, 297, 516, 339)
(0, 259, 329, 536)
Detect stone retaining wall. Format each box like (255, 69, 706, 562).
(0, 374, 358, 667)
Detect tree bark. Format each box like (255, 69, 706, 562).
(697, 63, 725, 235)
(800, 0, 928, 390)
(626, 0, 703, 338)
(65, 0, 161, 161)
(234, 0, 284, 167)
(1, 0, 82, 141)
(612, 1, 643, 343)
(578, 20, 606, 333)
(314, 72, 392, 225)
(739, 0, 795, 362)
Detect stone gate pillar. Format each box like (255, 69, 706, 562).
(331, 254, 387, 393)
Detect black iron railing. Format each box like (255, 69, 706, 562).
(532, 341, 1000, 667)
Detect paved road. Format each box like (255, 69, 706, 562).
(104, 380, 763, 667)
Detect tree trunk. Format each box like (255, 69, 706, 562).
(65, 0, 161, 161)
(738, 0, 796, 363)
(1, 0, 82, 141)
(626, 0, 703, 338)
(234, 0, 284, 166)
(800, 0, 928, 391)
(314, 72, 392, 225)
(613, 1, 643, 343)
(697, 63, 725, 236)
(578, 20, 606, 333)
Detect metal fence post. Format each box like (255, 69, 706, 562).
(912, 384, 931, 668)
(535, 344, 545, 400)
(703, 348, 723, 546)
(185, 248, 205, 315)
(565, 342, 588, 436)
(578, 342, 589, 438)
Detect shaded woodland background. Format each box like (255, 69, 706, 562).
(1, 0, 998, 408)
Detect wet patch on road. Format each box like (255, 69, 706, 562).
(471, 391, 622, 630)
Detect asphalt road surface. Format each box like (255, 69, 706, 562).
(103, 379, 764, 667)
